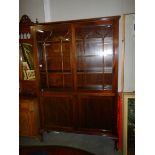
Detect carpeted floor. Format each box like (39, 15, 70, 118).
(19, 131, 121, 155)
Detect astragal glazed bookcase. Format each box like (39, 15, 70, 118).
(31, 16, 119, 137)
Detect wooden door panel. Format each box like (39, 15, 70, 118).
(40, 96, 74, 129)
(19, 98, 39, 137)
(78, 95, 116, 131)
(19, 110, 31, 136)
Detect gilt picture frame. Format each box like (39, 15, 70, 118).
(26, 70, 35, 80)
(123, 92, 135, 155)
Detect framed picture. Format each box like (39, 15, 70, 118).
(123, 92, 135, 155)
(26, 70, 35, 80)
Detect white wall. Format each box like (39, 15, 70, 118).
(50, 0, 123, 21)
(19, 0, 45, 23)
(49, 0, 134, 22)
(19, 0, 135, 23)
(118, 14, 135, 92)
(124, 14, 135, 92)
(118, 17, 123, 92)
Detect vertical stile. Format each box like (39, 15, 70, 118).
(71, 24, 77, 91)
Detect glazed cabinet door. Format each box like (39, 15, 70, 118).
(36, 24, 73, 92)
(40, 95, 75, 131)
(75, 20, 115, 91)
(78, 95, 117, 133)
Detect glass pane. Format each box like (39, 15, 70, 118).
(104, 37, 113, 73)
(104, 37, 113, 89)
(76, 24, 113, 90)
(36, 25, 72, 91)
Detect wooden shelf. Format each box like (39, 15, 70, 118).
(77, 85, 112, 90)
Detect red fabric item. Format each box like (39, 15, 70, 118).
(117, 92, 123, 150)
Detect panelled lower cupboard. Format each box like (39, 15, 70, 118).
(31, 16, 119, 137)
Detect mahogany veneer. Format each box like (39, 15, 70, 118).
(31, 16, 119, 137)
